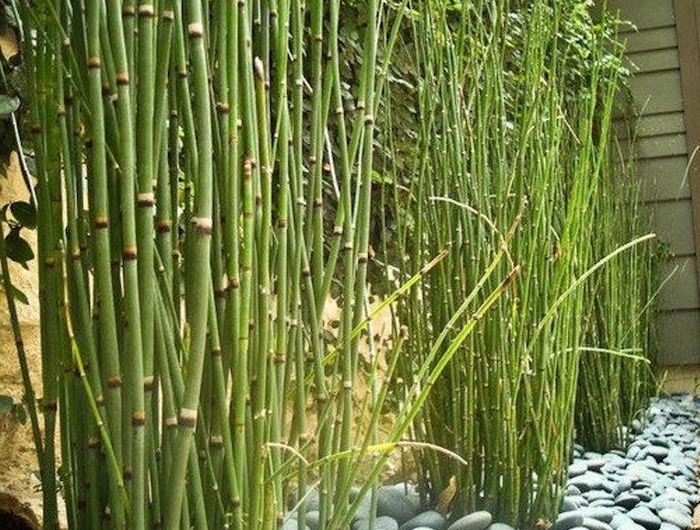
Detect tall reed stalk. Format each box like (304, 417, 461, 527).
(575, 129, 658, 451)
(12, 1, 514, 529)
(385, 1, 657, 527)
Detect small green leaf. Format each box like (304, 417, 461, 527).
(9, 282, 28, 304)
(0, 394, 13, 413)
(371, 170, 393, 185)
(6, 227, 34, 264)
(10, 201, 37, 229)
(0, 94, 19, 117)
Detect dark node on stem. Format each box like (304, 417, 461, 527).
(228, 277, 240, 289)
(56, 105, 66, 117)
(308, 155, 317, 166)
(143, 376, 155, 391)
(156, 219, 172, 233)
(95, 395, 105, 407)
(43, 399, 58, 412)
(358, 252, 368, 264)
(277, 218, 288, 229)
(30, 124, 41, 135)
(101, 84, 112, 97)
(216, 102, 230, 114)
(209, 435, 224, 448)
(138, 4, 155, 17)
(248, 319, 255, 331)
(87, 436, 101, 449)
(255, 194, 262, 206)
(87, 56, 101, 69)
(71, 250, 81, 263)
(302, 267, 311, 278)
(357, 100, 366, 110)
(94, 216, 109, 229)
(162, 10, 174, 22)
(137, 193, 155, 207)
(192, 217, 213, 235)
(363, 114, 375, 125)
(313, 197, 323, 208)
(232, 497, 241, 508)
(273, 353, 285, 364)
(315, 393, 327, 404)
(187, 22, 204, 39)
(214, 288, 225, 299)
(123, 466, 133, 480)
(165, 417, 177, 429)
(323, 162, 331, 172)
(178, 408, 197, 428)
(132, 411, 146, 426)
(211, 346, 222, 357)
(122, 4, 135, 16)
(177, 69, 187, 79)
(342, 242, 353, 252)
(43, 257, 56, 269)
(116, 71, 130, 86)
(122, 246, 138, 260)
(254, 57, 265, 81)
(333, 225, 343, 236)
(107, 375, 123, 389)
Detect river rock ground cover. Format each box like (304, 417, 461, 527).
(286, 395, 699, 530)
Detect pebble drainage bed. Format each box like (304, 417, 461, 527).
(287, 394, 700, 530)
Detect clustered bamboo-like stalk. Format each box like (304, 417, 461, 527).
(11, 1, 448, 529)
(387, 1, 657, 527)
(12, 0, 659, 529)
(575, 129, 658, 451)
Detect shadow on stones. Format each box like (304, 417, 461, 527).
(0, 492, 40, 530)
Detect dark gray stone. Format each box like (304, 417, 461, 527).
(590, 500, 616, 508)
(659, 524, 682, 530)
(567, 485, 584, 496)
(485, 524, 516, 530)
(611, 477, 634, 497)
(304, 511, 320, 530)
(552, 511, 585, 530)
(569, 462, 588, 477)
(377, 486, 420, 524)
(618, 523, 653, 530)
(445, 511, 493, 530)
(399, 510, 447, 530)
(354, 516, 400, 530)
(571, 472, 606, 492)
(562, 496, 586, 512)
(658, 509, 691, 530)
(615, 493, 640, 510)
(610, 514, 634, 530)
(283, 520, 311, 530)
(627, 506, 661, 530)
(586, 458, 607, 471)
(582, 517, 613, 530)
(579, 507, 614, 523)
